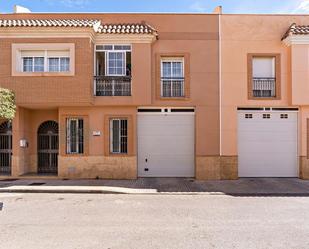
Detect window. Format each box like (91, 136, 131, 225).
(95, 45, 131, 76)
(245, 114, 253, 119)
(263, 114, 271, 119)
(110, 119, 128, 154)
(48, 57, 70, 72)
(20, 50, 70, 73)
(161, 58, 184, 97)
(107, 52, 125, 76)
(248, 54, 281, 99)
(95, 45, 132, 96)
(22, 57, 44, 72)
(66, 118, 84, 154)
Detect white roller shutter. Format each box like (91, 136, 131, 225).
(138, 109, 195, 177)
(238, 110, 298, 177)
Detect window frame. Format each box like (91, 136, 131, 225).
(247, 53, 281, 100)
(48, 56, 70, 73)
(109, 118, 128, 154)
(156, 53, 190, 100)
(22, 56, 45, 73)
(160, 57, 185, 98)
(95, 44, 131, 77)
(66, 118, 84, 155)
(106, 51, 126, 76)
(12, 43, 75, 76)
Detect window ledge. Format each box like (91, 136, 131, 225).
(107, 153, 130, 157)
(12, 72, 74, 77)
(159, 96, 189, 101)
(249, 97, 280, 100)
(61, 153, 86, 157)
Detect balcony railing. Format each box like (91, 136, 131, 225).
(252, 77, 276, 98)
(161, 78, 185, 98)
(95, 76, 131, 96)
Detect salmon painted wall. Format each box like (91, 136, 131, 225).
(0, 13, 220, 157)
(221, 14, 309, 156)
(291, 44, 309, 105)
(0, 37, 93, 107)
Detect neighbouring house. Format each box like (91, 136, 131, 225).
(1, 9, 309, 180)
(220, 14, 309, 179)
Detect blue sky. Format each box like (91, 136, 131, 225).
(1, 0, 309, 14)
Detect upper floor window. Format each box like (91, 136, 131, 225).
(48, 57, 70, 72)
(23, 56, 44, 72)
(12, 43, 75, 76)
(161, 58, 185, 98)
(20, 50, 70, 73)
(95, 45, 131, 77)
(248, 54, 281, 99)
(95, 45, 132, 96)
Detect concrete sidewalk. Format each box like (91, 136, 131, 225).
(0, 177, 309, 195)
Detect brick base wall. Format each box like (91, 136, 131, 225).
(58, 156, 137, 179)
(196, 156, 238, 180)
(300, 156, 309, 179)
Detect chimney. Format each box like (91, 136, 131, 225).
(213, 6, 222, 14)
(14, 5, 31, 13)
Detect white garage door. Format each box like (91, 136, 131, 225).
(138, 108, 195, 177)
(238, 109, 298, 177)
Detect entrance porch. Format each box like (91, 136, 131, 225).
(0, 107, 59, 178)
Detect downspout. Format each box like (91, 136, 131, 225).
(218, 8, 222, 156)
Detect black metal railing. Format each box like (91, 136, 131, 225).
(0, 133, 12, 175)
(161, 77, 185, 97)
(95, 76, 131, 96)
(252, 77, 276, 97)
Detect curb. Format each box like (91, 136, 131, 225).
(0, 186, 158, 195)
(0, 187, 308, 196)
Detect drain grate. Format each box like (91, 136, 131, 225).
(29, 182, 45, 186)
(0, 179, 18, 182)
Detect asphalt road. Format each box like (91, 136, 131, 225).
(0, 193, 308, 249)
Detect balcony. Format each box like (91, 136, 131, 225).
(252, 77, 276, 98)
(161, 78, 185, 98)
(95, 76, 131, 96)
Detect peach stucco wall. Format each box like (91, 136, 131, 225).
(0, 13, 220, 162)
(221, 14, 309, 156)
(291, 44, 309, 106)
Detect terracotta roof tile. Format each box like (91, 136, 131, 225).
(96, 23, 157, 35)
(0, 19, 157, 36)
(282, 23, 309, 40)
(0, 19, 100, 28)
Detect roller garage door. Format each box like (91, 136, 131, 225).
(138, 108, 195, 177)
(238, 108, 298, 177)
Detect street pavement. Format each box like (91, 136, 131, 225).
(0, 193, 309, 249)
(1, 177, 309, 195)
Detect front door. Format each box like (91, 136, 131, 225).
(37, 121, 59, 175)
(0, 121, 12, 175)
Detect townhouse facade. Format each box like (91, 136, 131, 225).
(0, 11, 309, 180)
(220, 14, 309, 179)
(0, 13, 220, 179)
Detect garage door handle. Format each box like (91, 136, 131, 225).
(145, 158, 148, 162)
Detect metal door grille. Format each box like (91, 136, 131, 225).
(37, 121, 58, 175)
(0, 121, 12, 175)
